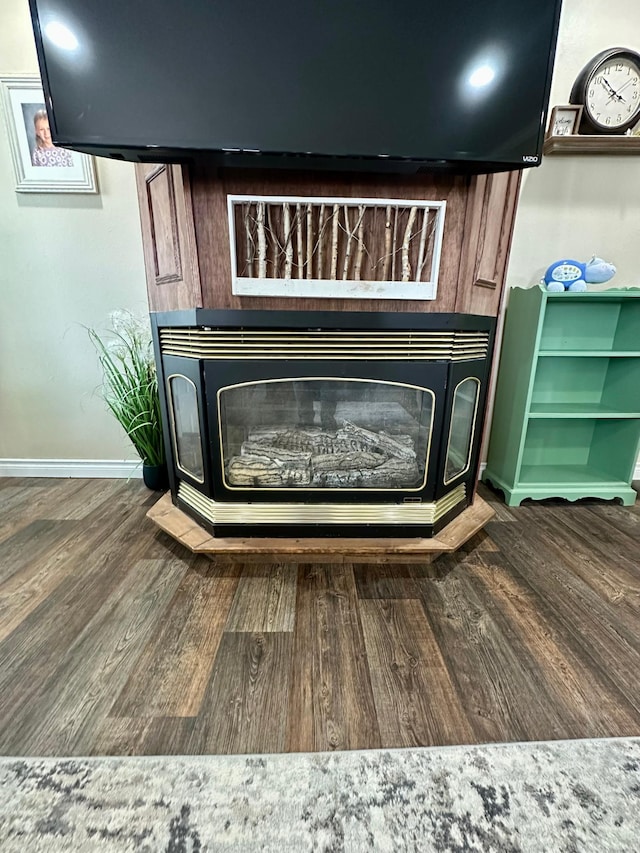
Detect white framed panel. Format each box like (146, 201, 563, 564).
(228, 194, 446, 300)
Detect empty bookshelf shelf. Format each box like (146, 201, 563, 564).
(483, 286, 640, 506)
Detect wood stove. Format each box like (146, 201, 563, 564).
(152, 309, 495, 537)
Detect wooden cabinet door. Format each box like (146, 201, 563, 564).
(455, 170, 521, 316)
(135, 163, 202, 311)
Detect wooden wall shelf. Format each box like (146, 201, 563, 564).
(543, 135, 640, 156)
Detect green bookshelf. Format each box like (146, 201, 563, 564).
(483, 286, 640, 506)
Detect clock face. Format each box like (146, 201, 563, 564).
(586, 56, 640, 130)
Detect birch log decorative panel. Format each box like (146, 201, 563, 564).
(227, 195, 446, 301)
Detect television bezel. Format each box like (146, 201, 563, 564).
(28, 0, 563, 174)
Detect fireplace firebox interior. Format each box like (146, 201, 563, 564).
(152, 309, 495, 537)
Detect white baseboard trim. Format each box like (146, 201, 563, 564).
(0, 459, 143, 478)
(3, 459, 638, 483)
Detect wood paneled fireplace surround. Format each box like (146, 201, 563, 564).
(138, 162, 521, 561)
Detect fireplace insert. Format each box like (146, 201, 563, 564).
(152, 309, 495, 537)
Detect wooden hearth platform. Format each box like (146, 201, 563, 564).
(147, 493, 494, 564)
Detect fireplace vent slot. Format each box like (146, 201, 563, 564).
(160, 329, 489, 361)
(177, 481, 466, 526)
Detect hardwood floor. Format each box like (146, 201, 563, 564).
(0, 476, 639, 756)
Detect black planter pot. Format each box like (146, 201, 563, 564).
(142, 462, 169, 491)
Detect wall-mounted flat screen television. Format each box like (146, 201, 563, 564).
(29, 0, 562, 174)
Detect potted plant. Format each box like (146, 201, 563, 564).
(89, 311, 167, 490)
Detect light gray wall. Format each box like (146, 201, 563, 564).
(0, 0, 148, 465)
(508, 0, 640, 289)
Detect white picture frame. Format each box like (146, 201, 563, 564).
(546, 105, 584, 138)
(0, 75, 98, 194)
(228, 194, 447, 301)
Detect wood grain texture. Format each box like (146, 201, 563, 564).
(0, 488, 166, 750)
(2, 556, 187, 756)
(137, 164, 521, 317)
(147, 491, 494, 560)
(0, 520, 80, 641)
(484, 507, 640, 716)
(0, 478, 639, 756)
(415, 558, 528, 743)
(585, 499, 640, 539)
(91, 715, 200, 757)
(89, 716, 154, 756)
(224, 564, 297, 632)
(360, 597, 474, 746)
(0, 519, 78, 585)
(47, 478, 130, 521)
(543, 135, 640, 155)
(188, 631, 293, 754)
(455, 170, 522, 317)
(136, 717, 199, 755)
(112, 561, 240, 718)
(0, 480, 83, 542)
(352, 563, 424, 600)
(135, 163, 203, 311)
(468, 551, 640, 737)
(286, 564, 381, 752)
(190, 165, 470, 314)
(534, 508, 640, 615)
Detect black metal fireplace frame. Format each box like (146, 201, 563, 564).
(151, 309, 495, 537)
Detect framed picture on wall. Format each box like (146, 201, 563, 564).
(0, 76, 98, 193)
(546, 105, 584, 138)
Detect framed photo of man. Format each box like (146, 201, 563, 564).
(0, 76, 98, 193)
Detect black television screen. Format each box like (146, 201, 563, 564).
(29, 0, 562, 173)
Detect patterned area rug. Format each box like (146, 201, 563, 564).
(1, 737, 639, 852)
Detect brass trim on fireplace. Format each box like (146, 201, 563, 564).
(159, 329, 489, 361)
(217, 377, 435, 492)
(177, 481, 466, 526)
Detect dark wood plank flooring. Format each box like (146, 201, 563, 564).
(0, 476, 639, 756)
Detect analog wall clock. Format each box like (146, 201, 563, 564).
(569, 47, 640, 134)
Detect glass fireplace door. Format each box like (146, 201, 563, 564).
(217, 377, 436, 493)
(163, 355, 211, 493)
(436, 361, 486, 497)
